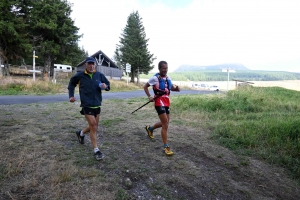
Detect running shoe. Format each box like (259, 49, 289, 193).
(76, 130, 85, 144)
(145, 125, 154, 139)
(94, 150, 104, 160)
(164, 146, 174, 156)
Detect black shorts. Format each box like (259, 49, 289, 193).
(155, 106, 170, 115)
(80, 107, 101, 117)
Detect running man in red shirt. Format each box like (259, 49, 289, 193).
(143, 61, 180, 155)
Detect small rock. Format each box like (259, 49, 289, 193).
(124, 177, 132, 189)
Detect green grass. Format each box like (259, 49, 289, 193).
(115, 188, 130, 200)
(172, 85, 300, 180)
(0, 77, 143, 95)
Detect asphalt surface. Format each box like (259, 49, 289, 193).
(0, 90, 217, 105)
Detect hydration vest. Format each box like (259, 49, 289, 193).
(153, 73, 172, 96)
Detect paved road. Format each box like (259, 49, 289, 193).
(0, 90, 217, 105)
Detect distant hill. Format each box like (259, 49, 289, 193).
(174, 63, 249, 72)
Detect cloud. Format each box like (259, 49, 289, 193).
(70, 0, 300, 71)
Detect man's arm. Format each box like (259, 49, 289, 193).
(144, 82, 154, 101)
(68, 74, 78, 102)
(100, 73, 110, 91)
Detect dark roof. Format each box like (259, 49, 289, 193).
(76, 50, 119, 68)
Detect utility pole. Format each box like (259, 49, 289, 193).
(227, 67, 229, 91)
(222, 67, 236, 91)
(137, 67, 140, 85)
(29, 51, 40, 81)
(33, 51, 36, 81)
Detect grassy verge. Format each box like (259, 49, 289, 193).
(0, 77, 64, 95)
(0, 77, 143, 95)
(172, 85, 300, 180)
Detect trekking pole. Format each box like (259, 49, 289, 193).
(131, 96, 159, 114)
(131, 100, 152, 114)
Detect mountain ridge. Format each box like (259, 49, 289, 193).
(174, 63, 249, 72)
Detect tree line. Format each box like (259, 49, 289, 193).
(0, 0, 88, 77)
(141, 71, 300, 81)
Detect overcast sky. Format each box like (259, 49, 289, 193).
(69, 0, 300, 72)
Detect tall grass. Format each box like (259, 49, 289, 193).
(109, 79, 143, 92)
(172, 86, 300, 180)
(0, 77, 143, 95)
(0, 78, 63, 95)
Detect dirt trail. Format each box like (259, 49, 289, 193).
(0, 98, 299, 199)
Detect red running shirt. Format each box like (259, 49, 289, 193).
(147, 75, 172, 107)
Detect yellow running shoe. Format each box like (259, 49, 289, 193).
(164, 146, 174, 156)
(145, 125, 154, 139)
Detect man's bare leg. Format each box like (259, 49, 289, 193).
(84, 114, 100, 148)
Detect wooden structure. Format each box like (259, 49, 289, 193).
(75, 50, 123, 79)
(232, 79, 254, 88)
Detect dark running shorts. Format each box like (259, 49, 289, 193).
(155, 106, 170, 115)
(80, 107, 101, 117)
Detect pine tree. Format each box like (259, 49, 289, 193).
(29, 0, 81, 77)
(0, 0, 85, 78)
(0, 0, 32, 75)
(115, 11, 156, 83)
